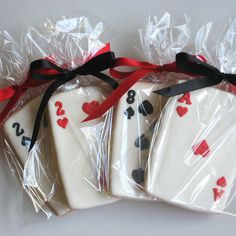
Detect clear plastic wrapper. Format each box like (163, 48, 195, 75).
(0, 30, 56, 223)
(146, 15, 236, 215)
(101, 13, 192, 200)
(1, 14, 117, 221)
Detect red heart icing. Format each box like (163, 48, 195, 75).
(217, 176, 227, 187)
(213, 188, 225, 201)
(192, 139, 210, 158)
(176, 106, 188, 117)
(82, 100, 100, 115)
(57, 118, 68, 129)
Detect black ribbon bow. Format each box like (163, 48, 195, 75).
(154, 52, 236, 97)
(29, 51, 118, 151)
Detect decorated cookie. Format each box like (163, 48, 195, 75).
(47, 86, 116, 209)
(109, 82, 166, 199)
(147, 88, 236, 212)
(2, 97, 70, 216)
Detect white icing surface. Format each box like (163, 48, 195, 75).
(47, 86, 117, 209)
(147, 88, 236, 212)
(3, 98, 41, 165)
(2, 97, 70, 216)
(110, 82, 165, 199)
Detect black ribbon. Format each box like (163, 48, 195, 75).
(153, 52, 236, 97)
(29, 51, 118, 151)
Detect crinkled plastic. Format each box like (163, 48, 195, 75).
(146, 15, 236, 215)
(1, 14, 117, 222)
(0, 30, 55, 224)
(100, 13, 192, 200)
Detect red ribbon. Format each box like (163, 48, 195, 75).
(88, 43, 111, 60)
(0, 68, 58, 125)
(82, 57, 183, 122)
(82, 54, 208, 122)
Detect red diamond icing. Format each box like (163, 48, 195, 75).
(217, 176, 227, 187)
(213, 188, 225, 201)
(192, 140, 210, 158)
(82, 100, 100, 115)
(176, 106, 188, 117)
(57, 118, 68, 129)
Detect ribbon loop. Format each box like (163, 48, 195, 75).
(176, 52, 220, 76)
(30, 59, 65, 73)
(30, 52, 116, 82)
(77, 52, 116, 75)
(154, 52, 236, 97)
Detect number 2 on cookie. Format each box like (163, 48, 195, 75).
(55, 101, 65, 116)
(12, 122, 24, 136)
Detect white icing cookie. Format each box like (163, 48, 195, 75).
(2, 97, 70, 216)
(110, 82, 166, 199)
(147, 88, 236, 212)
(47, 86, 117, 209)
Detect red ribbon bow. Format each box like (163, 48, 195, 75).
(82, 57, 183, 122)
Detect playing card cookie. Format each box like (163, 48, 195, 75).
(2, 97, 70, 216)
(109, 82, 166, 199)
(147, 87, 236, 212)
(47, 86, 116, 209)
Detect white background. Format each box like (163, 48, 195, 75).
(0, 0, 236, 235)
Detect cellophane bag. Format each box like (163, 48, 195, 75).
(100, 13, 192, 200)
(1, 14, 117, 222)
(146, 15, 236, 215)
(0, 29, 58, 224)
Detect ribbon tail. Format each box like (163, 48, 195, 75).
(82, 68, 155, 122)
(29, 79, 68, 151)
(153, 76, 221, 97)
(0, 86, 17, 102)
